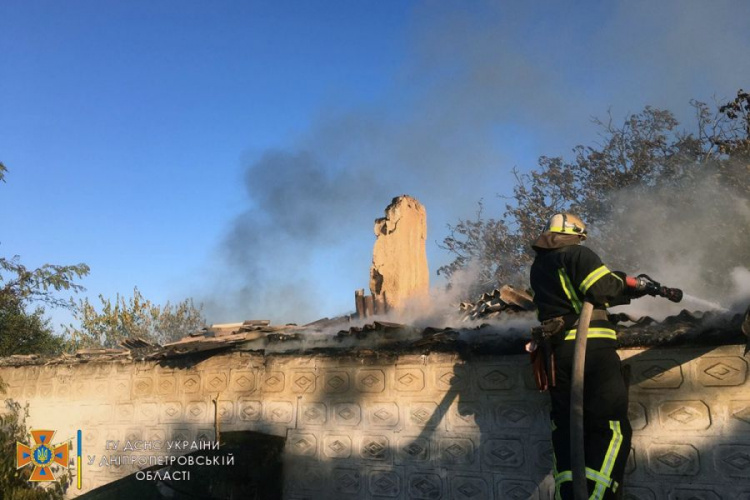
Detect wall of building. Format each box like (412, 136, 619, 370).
(1, 343, 749, 499)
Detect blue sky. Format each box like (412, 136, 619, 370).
(2, 1, 749, 329)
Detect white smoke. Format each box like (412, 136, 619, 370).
(379, 260, 483, 329)
(730, 267, 750, 306)
(600, 167, 750, 319)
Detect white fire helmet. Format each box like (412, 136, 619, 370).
(542, 213, 587, 240)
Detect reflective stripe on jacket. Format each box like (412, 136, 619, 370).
(530, 244, 629, 337)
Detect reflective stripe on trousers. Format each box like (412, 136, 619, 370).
(553, 420, 624, 500)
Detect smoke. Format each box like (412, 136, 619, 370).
(201, 1, 750, 325)
(601, 166, 750, 319)
(394, 261, 485, 329)
(373, 261, 537, 338)
(204, 150, 384, 324)
(730, 267, 750, 306)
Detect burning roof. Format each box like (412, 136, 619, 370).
(2, 287, 747, 367)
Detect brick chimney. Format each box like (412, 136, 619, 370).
(368, 195, 429, 314)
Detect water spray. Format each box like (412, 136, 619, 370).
(680, 293, 730, 313)
(629, 274, 732, 313)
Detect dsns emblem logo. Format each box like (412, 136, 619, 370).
(17, 430, 70, 481)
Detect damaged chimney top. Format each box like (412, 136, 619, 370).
(369, 195, 429, 314)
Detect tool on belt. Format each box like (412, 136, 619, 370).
(529, 316, 565, 391)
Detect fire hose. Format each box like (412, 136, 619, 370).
(570, 301, 593, 500)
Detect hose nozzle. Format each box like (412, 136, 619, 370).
(636, 274, 683, 303)
(660, 286, 683, 303)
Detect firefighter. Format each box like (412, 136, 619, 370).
(529, 213, 646, 500)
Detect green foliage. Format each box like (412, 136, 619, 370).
(0, 162, 73, 496)
(0, 257, 89, 358)
(439, 89, 750, 297)
(709, 89, 750, 158)
(1, 165, 90, 314)
(1, 162, 203, 355)
(0, 300, 65, 358)
(65, 287, 206, 348)
(0, 383, 69, 500)
(0, 257, 90, 311)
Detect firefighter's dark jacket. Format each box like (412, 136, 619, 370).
(530, 233, 629, 340)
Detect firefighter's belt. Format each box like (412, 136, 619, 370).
(530, 317, 566, 391)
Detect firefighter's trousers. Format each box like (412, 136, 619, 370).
(548, 342, 633, 500)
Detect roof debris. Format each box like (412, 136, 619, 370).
(459, 285, 535, 320)
(1, 297, 747, 367)
(119, 337, 158, 350)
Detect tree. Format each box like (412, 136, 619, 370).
(0, 381, 70, 499)
(0, 164, 80, 496)
(438, 200, 527, 298)
(0, 256, 90, 312)
(439, 89, 750, 299)
(707, 88, 750, 159)
(1, 163, 205, 352)
(0, 297, 65, 357)
(0, 188, 90, 356)
(65, 287, 206, 348)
